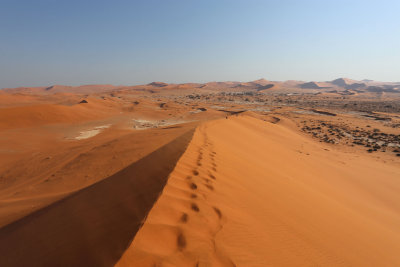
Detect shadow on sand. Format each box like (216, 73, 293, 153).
(0, 129, 195, 267)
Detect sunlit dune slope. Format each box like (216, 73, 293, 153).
(118, 115, 400, 266)
(0, 102, 115, 129)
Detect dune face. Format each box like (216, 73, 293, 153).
(117, 115, 400, 266)
(299, 81, 323, 89)
(330, 78, 354, 87)
(345, 82, 366, 90)
(2, 84, 118, 94)
(0, 129, 194, 267)
(0, 103, 109, 129)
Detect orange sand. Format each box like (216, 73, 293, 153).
(1, 84, 400, 266)
(117, 115, 400, 266)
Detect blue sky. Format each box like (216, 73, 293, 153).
(1, 0, 399, 88)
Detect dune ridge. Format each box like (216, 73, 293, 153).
(116, 122, 235, 266)
(0, 129, 195, 267)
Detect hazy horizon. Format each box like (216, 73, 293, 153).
(1, 0, 399, 88)
(2, 76, 399, 90)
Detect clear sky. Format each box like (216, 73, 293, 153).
(1, 0, 399, 88)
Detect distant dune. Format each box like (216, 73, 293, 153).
(298, 81, 331, 89)
(0, 103, 109, 128)
(330, 77, 358, 87)
(344, 82, 366, 89)
(2, 84, 118, 94)
(2, 78, 399, 95)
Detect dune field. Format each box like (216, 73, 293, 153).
(0, 80, 400, 266)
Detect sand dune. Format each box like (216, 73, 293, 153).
(0, 129, 194, 267)
(117, 115, 400, 266)
(0, 102, 115, 129)
(2, 84, 118, 94)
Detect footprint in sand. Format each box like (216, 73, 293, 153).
(177, 230, 187, 250)
(189, 182, 197, 190)
(197, 154, 202, 165)
(192, 170, 199, 176)
(213, 206, 222, 219)
(205, 184, 214, 191)
(180, 213, 189, 223)
(203, 178, 211, 184)
(191, 203, 200, 212)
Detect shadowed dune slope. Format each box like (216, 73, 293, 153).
(0, 129, 194, 267)
(117, 115, 400, 266)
